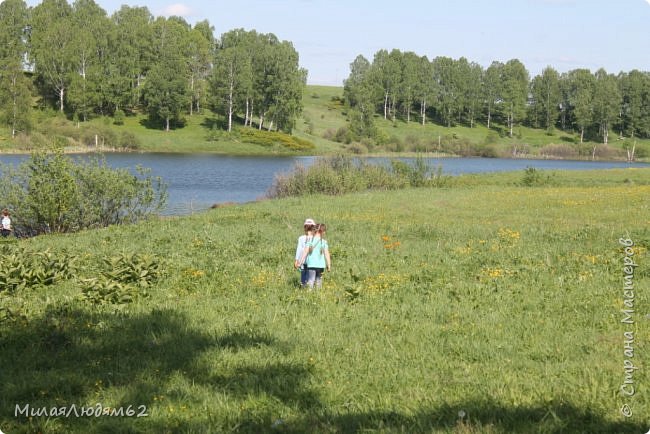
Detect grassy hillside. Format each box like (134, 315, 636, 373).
(2, 84, 648, 159)
(293, 86, 650, 161)
(1, 168, 648, 433)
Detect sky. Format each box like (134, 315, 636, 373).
(19, 0, 650, 86)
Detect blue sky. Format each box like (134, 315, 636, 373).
(22, 0, 650, 85)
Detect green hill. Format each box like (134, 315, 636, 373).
(1, 84, 648, 160)
(294, 86, 650, 161)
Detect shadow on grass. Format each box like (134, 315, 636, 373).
(138, 116, 186, 131)
(200, 116, 228, 131)
(0, 303, 644, 433)
(0, 304, 318, 433)
(52, 401, 643, 434)
(232, 403, 645, 434)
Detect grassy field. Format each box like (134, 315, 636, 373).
(1, 168, 649, 433)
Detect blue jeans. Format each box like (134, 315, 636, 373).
(300, 265, 309, 286)
(306, 268, 324, 289)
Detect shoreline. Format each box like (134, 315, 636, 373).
(0, 147, 647, 163)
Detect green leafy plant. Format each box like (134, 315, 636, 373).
(81, 252, 163, 305)
(0, 246, 77, 292)
(81, 277, 146, 305)
(101, 252, 163, 287)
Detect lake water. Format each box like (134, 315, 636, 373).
(0, 153, 647, 215)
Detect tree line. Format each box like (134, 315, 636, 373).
(344, 49, 650, 145)
(0, 0, 306, 138)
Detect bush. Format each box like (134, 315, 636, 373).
(113, 109, 125, 125)
(346, 143, 368, 154)
(633, 143, 649, 159)
(520, 167, 553, 187)
(234, 128, 315, 151)
(334, 126, 352, 144)
(266, 155, 448, 198)
(593, 144, 625, 159)
(119, 132, 140, 150)
(0, 150, 167, 235)
(540, 143, 578, 159)
(322, 128, 336, 141)
(80, 126, 118, 148)
(483, 131, 500, 145)
(477, 144, 500, 158)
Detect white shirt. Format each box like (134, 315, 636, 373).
(2, 216, 10, 230)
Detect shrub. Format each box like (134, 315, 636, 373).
(521, 167, 553, 187)
(80, 126, 118, 148)
(483, 131, 500, 145)
(234, 128, 315, 151)
(266, 155, 447, 198)
(322, 128, 336, 141)
(385, 136, 404, 152)
(119, 132, 140, 150)
(346, 143, 368, 154)
(477, 144, 500, 158)
(113, 109, 125, 125)
(593, 144, 625, 159)
(334, 126, 352, 144)
(633, 143, 648, 159)
(0, 150, 167, 235)
(540, 143, 578, 159)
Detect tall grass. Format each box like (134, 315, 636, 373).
(0, 168, 648, 433)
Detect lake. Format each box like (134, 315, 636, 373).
(0, 153, 648, 215)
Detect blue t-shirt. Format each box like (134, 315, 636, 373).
(305, 237, 328, 269)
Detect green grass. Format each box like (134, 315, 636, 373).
(96, 114, 315, 155)
(1, 168, 649, 433)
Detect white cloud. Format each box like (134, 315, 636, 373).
(161, 3, 193, 17)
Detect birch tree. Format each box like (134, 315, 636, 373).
(566, 69, 594, 143)
(144, 17, 190, 131)
(108, 5, 155, 111)
(592, 68, 621, 146)
(0, 0, 32, 137)
(619, 70, 650, 140)
(482, 61, 503, 129)
(371, 49, 400, 120)
(211, 45, 250, 131)
(30, 0, 75, 112)
(67, 0, 110, 121)
(398, 51, 420, 123)
(186, 21, 214, 115)
(462, 59, 483, 128)
(529, 66, 560, 130)
(413, 55, 435, 126)
(344, 54, 378, 133)
(433, 56, 461, 127)
(500, 59, 529, 137)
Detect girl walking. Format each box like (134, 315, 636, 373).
(299, 223, 331, 289)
